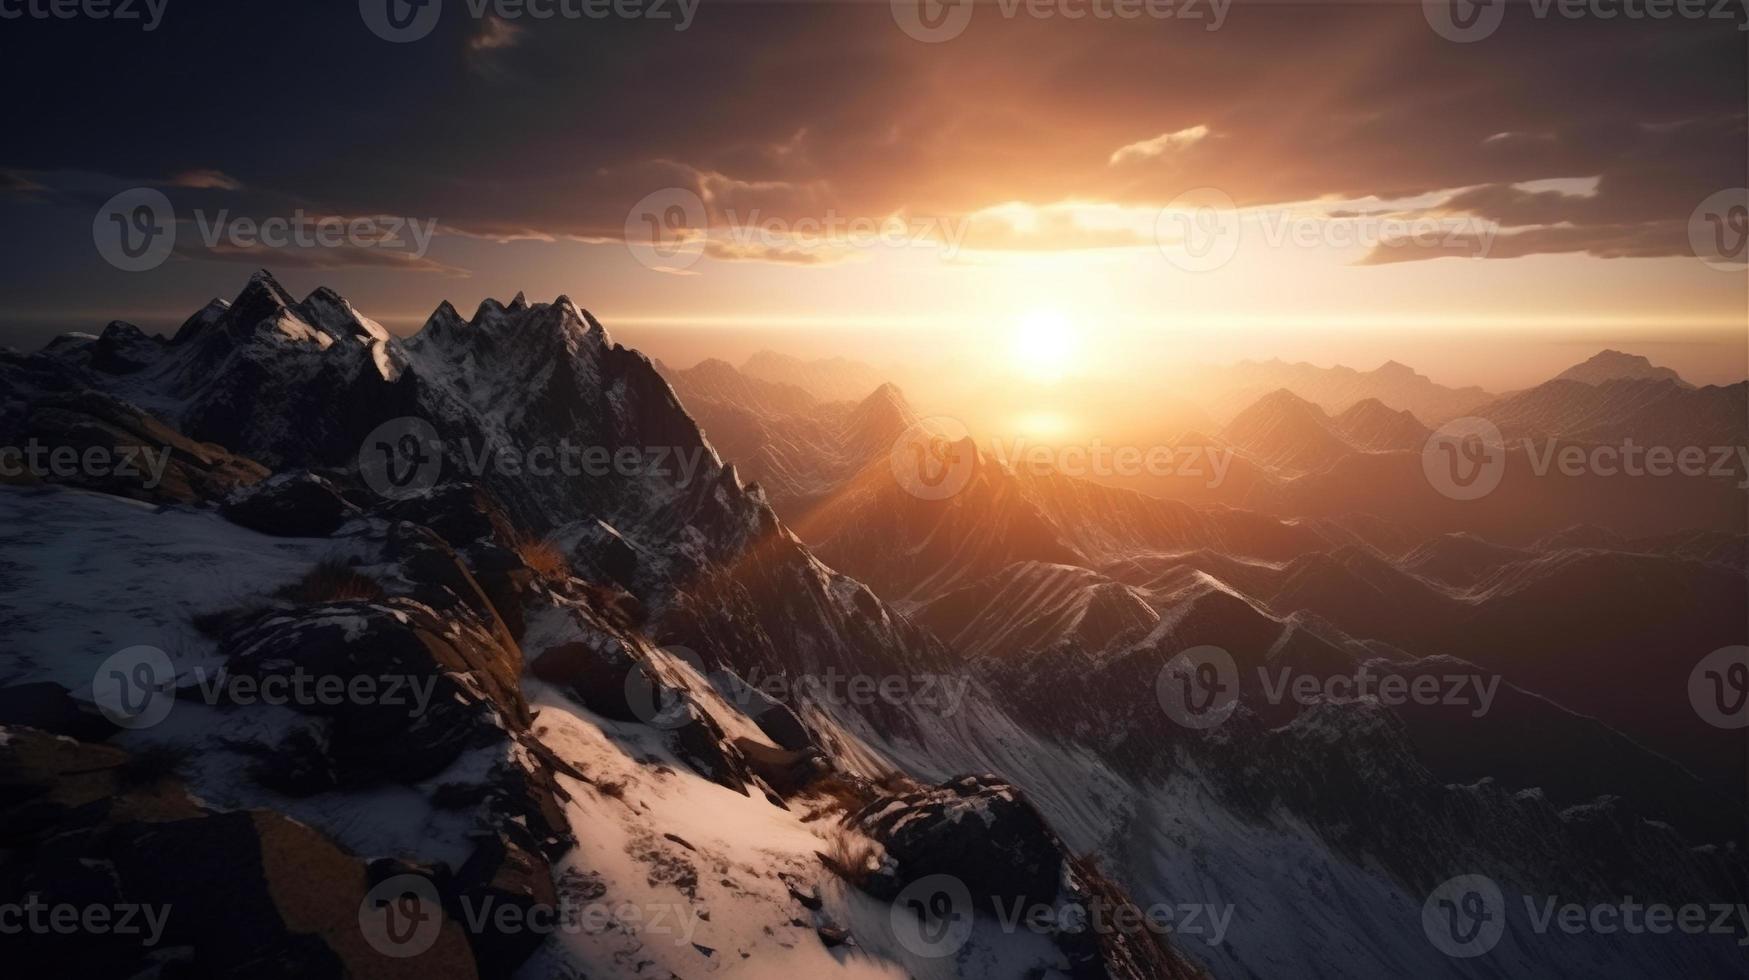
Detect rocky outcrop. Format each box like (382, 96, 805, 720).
(223, 470, 360, 537)
(0, 727, 479, 980)
(854, 775, 1204, 980)
(0, 386, 268, 504)
(217, 598, 527, 788)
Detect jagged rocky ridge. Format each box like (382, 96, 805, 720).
(0, 271, 1205, 979)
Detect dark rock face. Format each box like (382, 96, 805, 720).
(380, 485, 538, 641)
(223, 471, 360, 537)
(669, 703, 762, 798)
(452, 830, 559, 978)
(856, 774, 1061, 913)
(386, 521, 525, 651)
(383, 483, 521, 553)
(0, 682, 118, 742)
(711, 667, 818, 752)
(531, 637, 771, 798)
(90, 320, 164, 374)
(166, 274, 425, 471)
(218, 598, 527, 787)
(531, 638, 645, 722)
(730, 737, 829, 796)
(0, 387, 269, 505)
(853, 775, 1204, 980)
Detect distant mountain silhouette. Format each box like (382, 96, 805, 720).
(1218, 388, 1356, 474)
(1331, 398, 1430, 451)
(1554, 349, 1692, 388)
(1193, 357, 1493, 424)
(739, 349, 888, 403)
(1477, 376, 1746, 446)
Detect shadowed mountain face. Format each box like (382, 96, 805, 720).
(2, 277, 1745, 980)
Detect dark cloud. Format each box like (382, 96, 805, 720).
(0, 4, 1742, 266)
(178, 242, 471, 277)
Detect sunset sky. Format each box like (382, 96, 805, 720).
(2, 1, 1744, 388)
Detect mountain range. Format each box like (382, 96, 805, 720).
(1, 272, 1743, 979)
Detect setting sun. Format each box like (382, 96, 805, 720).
(1009, 309, 1082, 383)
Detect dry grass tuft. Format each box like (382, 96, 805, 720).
(275, 558, 384, 604)
(816, 826, 884, 888)
(514, 533, 570, 584)
(797, 772, 872, 823)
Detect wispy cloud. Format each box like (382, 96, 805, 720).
(1108, 125, 1210, 166)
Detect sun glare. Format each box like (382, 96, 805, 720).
(1009, 309, 1081, 383)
